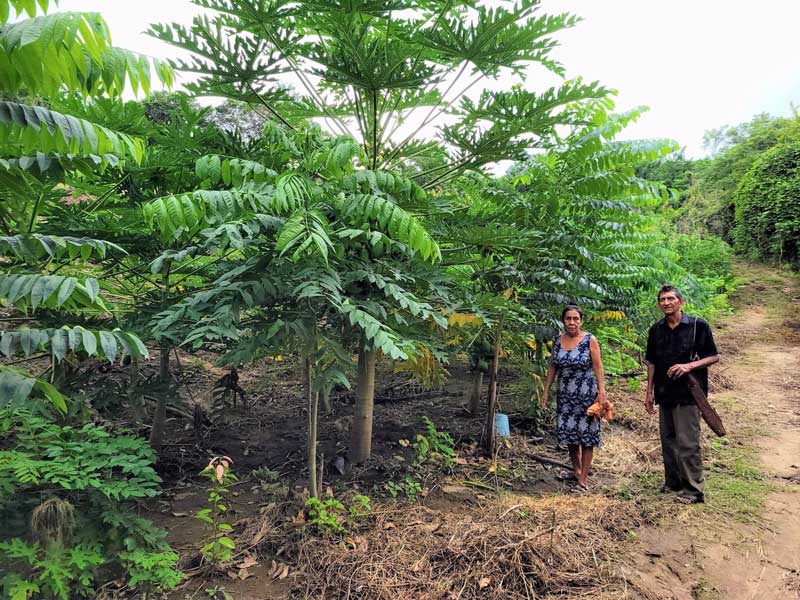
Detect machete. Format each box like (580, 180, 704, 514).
(686, 373, 726, 437)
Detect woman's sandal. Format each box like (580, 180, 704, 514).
(556, 470, 577, 482)
(570, 481, 590, 494)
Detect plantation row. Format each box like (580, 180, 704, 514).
(0, 0, 751, 597)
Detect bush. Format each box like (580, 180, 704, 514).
(0, 410, 181, 598)
(734, 143, 800, 264)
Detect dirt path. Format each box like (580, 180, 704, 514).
(628, 265, 800, 600)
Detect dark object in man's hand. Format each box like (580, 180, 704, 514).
(686, 373, 726, 437)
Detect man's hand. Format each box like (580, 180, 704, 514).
(667, 362, 693, 379)
(644, 390, 655, 415)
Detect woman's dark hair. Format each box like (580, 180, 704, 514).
(561, 304, 584, 322)
(657, 285, 684, 301)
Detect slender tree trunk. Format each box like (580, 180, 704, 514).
(466, 370, 484, 415)
(306, 357, 319, 499)
(349, 346, 376, 464)
(129, 357, 144, 423)
(481, 325, 503, 453)
(149, 392, 167, 453)
(150, 265, 171, 454)
(321, 390, 332, 414)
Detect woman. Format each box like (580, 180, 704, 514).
(542, 304, 608, 490)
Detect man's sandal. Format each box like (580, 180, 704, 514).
(675, 495, 703, 504)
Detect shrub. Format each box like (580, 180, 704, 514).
(0, 410, 182, 598)
(734, 143, 800, 264)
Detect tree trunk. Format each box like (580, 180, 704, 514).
(151, 266, 171, 453)
(481, 326, 503, 453)
(466, 370, 484, 415)
(158, 342, 170, 383)
(320, 390, 332, 414)
(149, 393, 167, 453)
(349, 346, 376, 464)
(306, 357, 319, 499)
(129, 357, 144, 423)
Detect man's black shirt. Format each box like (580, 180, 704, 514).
(645, 313, 718, 406)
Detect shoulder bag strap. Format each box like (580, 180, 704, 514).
(690, 316, 700, 361)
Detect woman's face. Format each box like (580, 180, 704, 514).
(563, 310, 582, 334)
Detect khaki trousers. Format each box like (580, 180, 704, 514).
(658, 404, 704, 500)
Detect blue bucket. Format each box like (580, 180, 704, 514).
(495, 412, 510, 437)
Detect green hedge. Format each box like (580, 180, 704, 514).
(734, 143, 800, 264)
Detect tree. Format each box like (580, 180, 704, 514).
(0, 0, 171, 407)
(148, 0, 609, 462)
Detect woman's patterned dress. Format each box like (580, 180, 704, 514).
(552, 333, 600, 447)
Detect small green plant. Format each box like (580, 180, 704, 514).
(196, 457, 237, 568)
(305, 494, 372, 536)
(251, 466, 280, 483)
(384, 476, 423, 502)
(0, 539, 104, 600)
(413, 416, 455, 467)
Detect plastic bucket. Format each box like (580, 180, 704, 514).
(495, 412, 510, 437)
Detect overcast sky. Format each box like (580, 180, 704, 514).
(60, 0, 800, 157)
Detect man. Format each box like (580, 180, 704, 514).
(644, 285, 720, 504)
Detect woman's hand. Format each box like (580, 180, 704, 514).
(597, 388, 609, 408)
(541, 386, 549, 410)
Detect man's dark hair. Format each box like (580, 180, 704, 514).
(657, 285, 684, 301)
(561, 304, 584, 321)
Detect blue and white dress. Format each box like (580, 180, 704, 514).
(552, 333, 601, 447)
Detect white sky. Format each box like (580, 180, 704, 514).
(60, 0, 800, 158)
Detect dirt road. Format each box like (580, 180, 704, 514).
(628, 265, 800, 600)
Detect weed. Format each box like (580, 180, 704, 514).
(384, 477, 423, 502)
(196, 457, 237, 568)
(251, 466, 280, 483)
(413, 416, 455, 467)
(305, 494, 372, 536)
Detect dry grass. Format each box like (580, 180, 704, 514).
(295, 494, 640, 600)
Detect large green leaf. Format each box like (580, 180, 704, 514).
(0, 234, 125, 263)
(0, 365, 66, 413)
(0, 101, 145, 164)
(337, 193, 440, 261)
(0, 274, 108, 312)
(0, 12, 174, 97)
(143, 189, 273, 241)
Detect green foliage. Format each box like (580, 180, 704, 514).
(384, 477, 423, 502)
(0, 326, 147, 363)
(304, 494, 372, 536)
(0, 234, 124, 263)
(0, 366, 66, 412)
(196, 457, 237, 568)
(0, 539, 104, 600)
(413, 416, 455, 467)
(0, 101, 145, 163)
(734, 142, 800, 265)
(0, 409, 181, 597)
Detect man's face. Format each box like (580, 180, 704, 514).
(657, 291, 685, 316)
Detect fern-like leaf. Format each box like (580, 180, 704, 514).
(0, 234, 125, 263)
(338, 194, 440, 261)
(0, 101, 144, 164)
